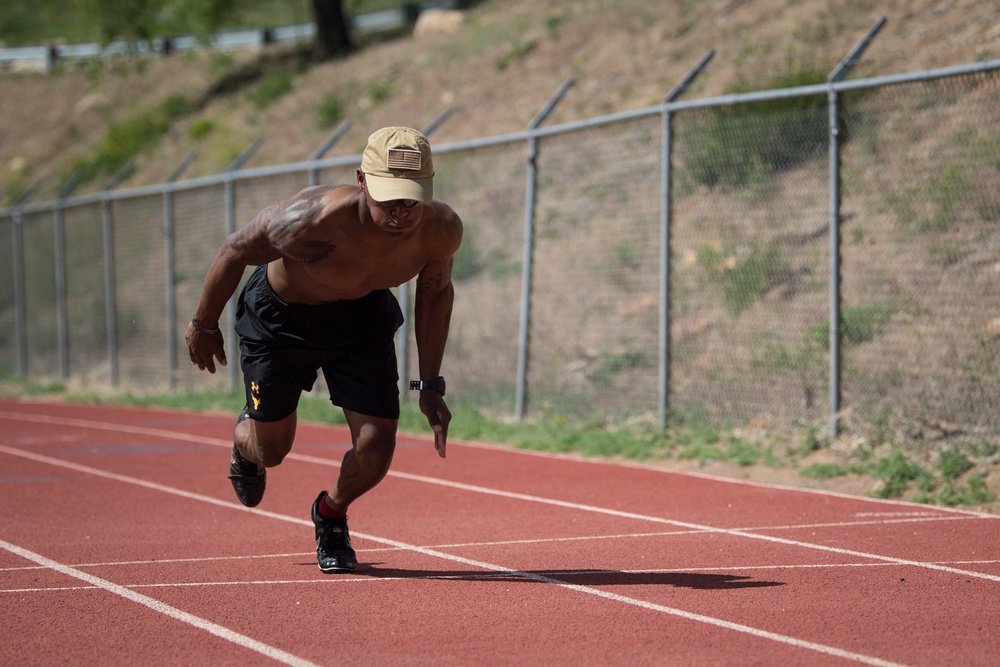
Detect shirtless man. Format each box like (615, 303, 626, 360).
(184, 127, 462, 573)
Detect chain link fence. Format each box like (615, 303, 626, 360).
(2, 58, 1000, 443)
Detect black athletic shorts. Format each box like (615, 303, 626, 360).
(234, 264, 405, 422)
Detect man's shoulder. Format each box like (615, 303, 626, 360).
(424, 201, 463, 246)
(295, 184, 363, 225)
(427, 200, 462, 230)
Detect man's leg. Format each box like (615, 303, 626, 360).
(311, 409, 397, 573)
(322, 409, 398, 513)
(229, 410, 297, 507)
(236, 411, 297, 468)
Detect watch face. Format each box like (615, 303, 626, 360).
(410, 377, 445, 394)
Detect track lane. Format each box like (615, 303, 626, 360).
(2, 400, 999, 666)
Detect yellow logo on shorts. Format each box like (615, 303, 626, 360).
(250, 382, 261, 410)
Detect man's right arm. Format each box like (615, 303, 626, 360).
(185, 186, 340, 373)
(185, 193, 314, 372)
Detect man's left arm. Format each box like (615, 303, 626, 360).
(414, 257, 455, 458)
(413, 209, 462, 458)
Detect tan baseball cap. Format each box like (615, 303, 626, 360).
(361, 126, 434, 203)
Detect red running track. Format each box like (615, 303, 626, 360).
(1, 398, 998, 666)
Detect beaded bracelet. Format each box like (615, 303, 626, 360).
(191, 319, 220, 335)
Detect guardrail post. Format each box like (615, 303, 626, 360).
(44, 44, 58, 74)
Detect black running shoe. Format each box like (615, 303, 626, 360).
(312, 491, 357, 573)
(228, 406, 266, 507)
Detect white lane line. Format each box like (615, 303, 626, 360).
(0, 539, 320, 667)
(0, 445, 914, 666)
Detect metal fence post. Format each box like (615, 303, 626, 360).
(53, 172, 83, 380)
(53, 203, 68, 379)
(101, 194, 119, 386)
(164, 151, 197, 389)
(224, 138, 264, 390)
(11, 208, 27, 375)
(659, 50, 714, 428)
(826, 17, 886, 439)
(515, 77, 575, 421)
(100, 163, 135, 386)
(8, 183, 42, 377)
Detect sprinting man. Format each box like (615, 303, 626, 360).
(184, 126, 462, 573)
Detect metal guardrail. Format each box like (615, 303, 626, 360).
(0, 3, 456, 72)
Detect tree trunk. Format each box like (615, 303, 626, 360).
(311, 0, 352, 61)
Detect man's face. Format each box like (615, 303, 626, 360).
(359, 171, 426, 234)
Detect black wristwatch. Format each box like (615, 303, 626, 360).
(409, 376, 446, 396)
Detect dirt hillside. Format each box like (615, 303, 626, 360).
(1, 0, 998, 202)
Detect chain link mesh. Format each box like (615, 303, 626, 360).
(1, 65, 999, 440)
(527, 118, 662, 420)
(838, 70, 1000, 436)
(671, 95, 831, 428)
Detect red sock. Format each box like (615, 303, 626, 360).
(318, 493, 348, 520)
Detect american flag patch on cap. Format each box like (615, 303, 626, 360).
(387, 148, 422, 171)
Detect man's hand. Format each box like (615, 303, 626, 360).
(185, 322, 227, 374)
(418, 391, 451, 458)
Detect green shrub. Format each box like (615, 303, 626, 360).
(72, 93, 194, 182)
(698, 239, 789, 314)
(871, 450, 933, 499)
(315, 92, 344, 129)
(801, 463, 851, 479)
(812, 303, 895, 349)
(919, 163, 967, 232)
(929, 472, 996, 506)
(681, 68, 828, 189)
(368, 80, 394, 104)
(249, 70, 294, 109)
(937, 448, 974, 480)
(587, 348, 646, 383)
(496, 39, 539, 71)
(187, 118, 215, 140)
(74, 113, 168, 180)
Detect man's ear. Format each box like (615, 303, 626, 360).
(356, 169, 366, 189)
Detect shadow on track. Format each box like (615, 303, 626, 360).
(348, 565, 784, 589)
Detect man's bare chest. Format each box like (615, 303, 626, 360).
(279, 243, 427, 302)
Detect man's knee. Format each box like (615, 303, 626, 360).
(355, 430, 396, 477)
(245, 416, 296, 468)
(258, 446, 291, 468)
(360, 437, 395, 472)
